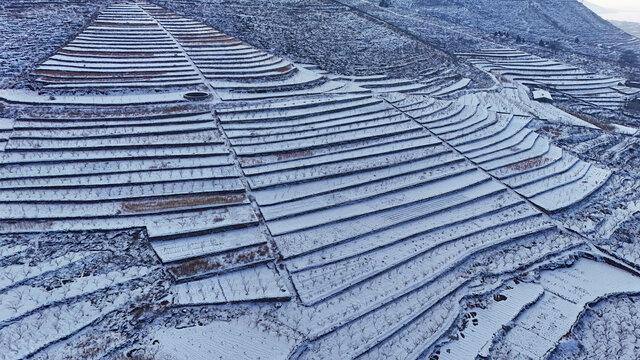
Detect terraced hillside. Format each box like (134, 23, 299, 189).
(147, 0, 492, 86)
(314, 0, 640, 112)
(1, 2, 640, 359)
(325, 72, 471, 98)
(459, 48, 640, 111)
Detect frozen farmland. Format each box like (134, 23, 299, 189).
(459, 48, 640, 110)
(1, 1, 640, 359)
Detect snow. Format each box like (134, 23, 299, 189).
(151, 226, 268, 263)
(0, 244, 28, 261)
(1, 1, 639, 359)
(497, 258, 640, 358)
(528, 165, 612, 211)
(0, 252, 91, 291)
(172, 264, 290, 305)
(461, 48, 635, 111)
(431, 78, 472, 96)
(0, 89, 194, 105)
(0, 286, 150, 360)
(0, 266, 150, 325)
(151, 318, 295, 360)
(329, 72, 470, 98)
(437, 281, 544, 359)
(532, 88, 553, 102)
(208, 67, 323, 90)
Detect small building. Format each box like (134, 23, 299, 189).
(532, 88, 553, 103)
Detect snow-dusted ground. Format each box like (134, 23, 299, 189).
(1, 2, 640, 360)
(151, 316, 296, 359)
(489, 258, 640, 359)
(150, 0, 492, 88)
(549, 291, 640, 359)
(459, 48, 639, 112)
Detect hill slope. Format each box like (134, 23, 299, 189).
(410, 0, 635, 49)
(612, 20, 640, 39)
(350, 0, 639, 72)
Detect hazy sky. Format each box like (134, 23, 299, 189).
(583, 0, 640, 22)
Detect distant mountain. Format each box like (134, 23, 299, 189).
(612, 20, 640, 38)
(581, 0, 640, 22)
(581, 1, 616, 15)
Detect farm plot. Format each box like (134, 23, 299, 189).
(459, 48, 640, 110)
(325, 68, 471, 98)
(548, 293, 640, 359)
(0, 101, 289, 305)
(430, 280, 545, 360)
(0, 118, 13, 152)
(151, 316, 298, 360)
(215, 89, 601, 358)
(27, 2, 342, 97)
(388, 93, 612, 212)
(427, 257, 640, 360)
(488, 258, 640, 359)
(32, 3, 203, 89)
(0, 104, 246, 234)
(0, 229, 166, 360)
(141, 5, 302, 80)
(172, 263, 290, 305)
(139, 3, 324, 92)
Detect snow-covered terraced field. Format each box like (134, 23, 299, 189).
(2, 2, 639, 359)
(326, 70, 471, 98)
(139, 4, 318, 87)
(388, 93, 612, 211)
(0, 101, 287, 306)
(33, 4, 202, 88)
(214, 80, 613, 358)
(459, 48, 640, 110)
(428, 257, 640, 359)
(32, 2, 323, 91)
(489, 258, 640, 359)
(0, 229, 164, 360)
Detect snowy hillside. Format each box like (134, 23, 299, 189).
(409, 0, 636, 48)
(1, 1, 640, 359)
(612, 20, 640, 39)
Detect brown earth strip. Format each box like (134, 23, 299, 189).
(34, 69, 170, 77)
(507, 156, 552, 171)
(59, 49, 162, 56)
(276, 149, 314, 161)
(122, 193, 246, 213)
(275, 64, 294, 73)
(94, 22, 158, 27)
(181, 39, 240, 45)
(168, 244, 271, 279)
